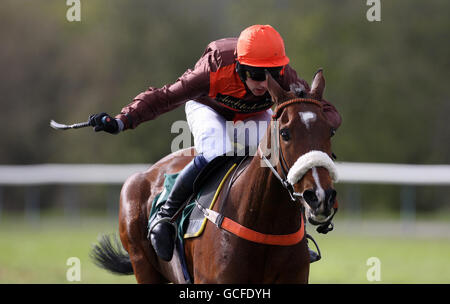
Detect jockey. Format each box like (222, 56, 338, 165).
(90, 25, 342, 262)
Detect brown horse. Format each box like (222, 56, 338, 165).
(91, 70, 338, 283)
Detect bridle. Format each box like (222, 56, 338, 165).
(259, 98, 324, 200)
(258, 98, 337, 234)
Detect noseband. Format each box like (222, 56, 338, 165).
(258, 98, 338, 233)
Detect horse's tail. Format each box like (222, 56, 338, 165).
(90, 234, 134, 275)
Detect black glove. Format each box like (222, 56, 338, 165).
(88, 112, 119, 134)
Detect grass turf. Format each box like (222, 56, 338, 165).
(0, 216, 449, 283)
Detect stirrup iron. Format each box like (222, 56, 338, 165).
(306, 233, 322, 263)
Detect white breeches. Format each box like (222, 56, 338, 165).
(185, 100, 272, 162)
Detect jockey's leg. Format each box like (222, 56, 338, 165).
(149, 101, 231, 261)
(186, 100, 233, 162)
(149, 155, 207, 261)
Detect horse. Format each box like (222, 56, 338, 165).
(91, 70, 338, 283)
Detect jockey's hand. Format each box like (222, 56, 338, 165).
(88, 112, 119, 134)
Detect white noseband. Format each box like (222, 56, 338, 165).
(286, 150, 338, 185)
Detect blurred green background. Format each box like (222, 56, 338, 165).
(0, 0, 449, 283)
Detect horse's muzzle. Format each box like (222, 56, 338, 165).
(302, 188, 337, 225)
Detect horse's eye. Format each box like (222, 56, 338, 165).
(280, 128, 290, 141)
(331, 128, 336, 137)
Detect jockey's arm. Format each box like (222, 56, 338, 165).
(115, 56, 212, 131)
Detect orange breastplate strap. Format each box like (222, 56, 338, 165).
(221, 214, 304, 246)
(199, 205, 305, 246)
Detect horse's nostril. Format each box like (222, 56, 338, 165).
(303, 189, 319, 209)
(325, 189, 337, 208)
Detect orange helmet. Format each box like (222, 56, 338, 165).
(236, 24, 290, 67)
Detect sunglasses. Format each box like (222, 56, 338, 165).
(242, 65, 283, 81)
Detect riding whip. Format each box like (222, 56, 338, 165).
(49, 119, 91, 130)
(50, 115, 113, 130)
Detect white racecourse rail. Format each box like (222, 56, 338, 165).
(0, 162, 449, 185)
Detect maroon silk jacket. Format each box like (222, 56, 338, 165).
(116, 38, 341, 130)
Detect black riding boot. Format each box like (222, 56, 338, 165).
(149, 158, 204, 261)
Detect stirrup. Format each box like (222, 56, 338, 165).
(306, 233, 322, 263)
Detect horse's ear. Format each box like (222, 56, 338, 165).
(310, 68, 325, 100)
(266, 70, 292, 104)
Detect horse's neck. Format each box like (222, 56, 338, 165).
(225, 155, 303, 234)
